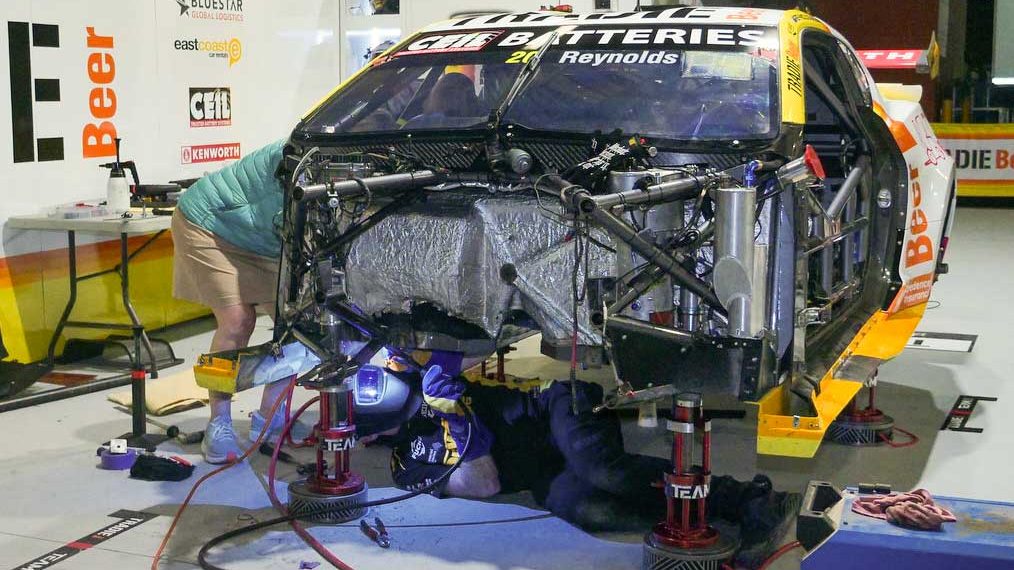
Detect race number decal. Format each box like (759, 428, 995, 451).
(506, 50, 537, 64)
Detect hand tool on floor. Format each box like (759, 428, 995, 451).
(359, 517, 390, 548)
(114, 406, 203, 444)
(374, 517, 390, 546)
(259, 442, 320, 476)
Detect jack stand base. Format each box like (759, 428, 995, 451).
(642, 531, 738, 570)
(827, 412, 894, 446)
(288, 480, 368, 524)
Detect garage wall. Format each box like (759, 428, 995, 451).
(0, 0, 652, 363)
(0, 0, 342, 362)
(807, 0, 941, 118)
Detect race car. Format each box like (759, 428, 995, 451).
(270, 7, 956, 458)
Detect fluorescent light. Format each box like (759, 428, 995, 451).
(992, 77, 1014, 85)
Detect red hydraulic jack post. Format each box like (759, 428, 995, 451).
(643, 392, 737, 570)
(111, 341, 169, 450)
(288, 382, 368, 523)
(828, 372, 895, 446)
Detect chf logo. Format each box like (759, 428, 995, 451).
(189, 87, 231, 127)
(670, 484, 709, 499)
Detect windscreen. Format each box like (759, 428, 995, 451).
(301, 24, 781, 142)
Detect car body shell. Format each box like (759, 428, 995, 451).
(289, 7, 956, 458)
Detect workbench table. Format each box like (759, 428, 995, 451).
(6, 211, 177, 446)
(8, 211, 173, 377)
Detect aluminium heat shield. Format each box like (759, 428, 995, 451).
(344, 191, 613, 348)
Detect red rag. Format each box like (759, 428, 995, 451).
(852, 488, 956, 531)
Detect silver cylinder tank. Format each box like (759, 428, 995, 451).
(609, 170, 683, 319)
(713, 186, 757, 338)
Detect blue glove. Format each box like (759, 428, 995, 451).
(422, 365, 493, 461)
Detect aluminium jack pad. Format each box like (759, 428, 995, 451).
(642, 532, 738, 570)
(827, 413, 894, 446)
(287, 480, 368, 524)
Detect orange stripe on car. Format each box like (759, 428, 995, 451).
(873, 101, 917, 153)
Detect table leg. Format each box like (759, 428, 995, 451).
(119, 233, 146, 438)
(119, 232, 160, 380)
(46, 230, 78, 365)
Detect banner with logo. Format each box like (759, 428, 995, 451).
(0, 0, 577, 362)
(0, 0, 343, 363)
(0, 0, 344, 254)
(932, 123, 1014, 198)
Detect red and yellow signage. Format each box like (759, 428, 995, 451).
(932, 123, 1014, 197)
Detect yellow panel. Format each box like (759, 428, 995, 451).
(0, 284, 38, 361)
(955, 182, 1014, 198)
(930, 124, 1014, 197)
(194, 355, 242, 394)
(852, 304, 926, 360)
(930, 123, 1014, 138)
(756, 303, 928, 457)
(779, 10, 829, 125)
(756, 379, 862, 458)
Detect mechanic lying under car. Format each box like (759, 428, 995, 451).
(358, 363, 800, 569)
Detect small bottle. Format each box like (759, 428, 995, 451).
(102, 138, 131, 213)
(106, 168, 130, 213)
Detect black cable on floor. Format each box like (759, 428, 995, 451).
(198, 423, 474, 570)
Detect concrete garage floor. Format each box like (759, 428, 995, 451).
(0, 205, 1010, 570)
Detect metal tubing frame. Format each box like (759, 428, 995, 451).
(279, 156, 726, 382)
(590, 173, 709, 209)
(606, 315, 694, 345)
(609, 264, 667, 315)
(0, 370, 134, 413)
(826, 156, 871, 220)
(312, 190, 424, 264)
(586, 206, 724, 311)
(294, 169, 442, 202)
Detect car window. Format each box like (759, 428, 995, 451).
(302, 25, 781, 142)
(504, 49, 778, 140)
(304, 56, 521, 134)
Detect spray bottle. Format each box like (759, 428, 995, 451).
(101, 138, 131, 214)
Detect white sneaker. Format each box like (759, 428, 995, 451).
(248, 409, 313, 444)
(201, 416, 244, 464)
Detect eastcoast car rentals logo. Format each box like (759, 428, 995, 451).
(181, 142, 240, 165)
(190, 87, 231, 127)
(174, 37, 242, 66)
(174, 0, 244, 23)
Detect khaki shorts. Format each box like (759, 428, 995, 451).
(171, 209, 279, 310)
